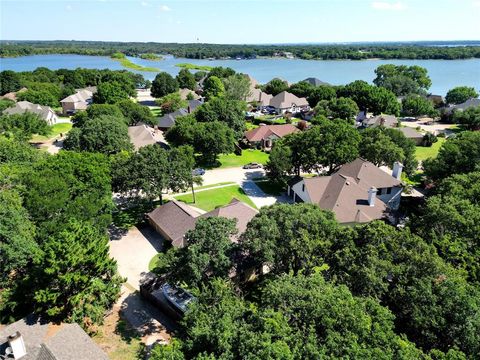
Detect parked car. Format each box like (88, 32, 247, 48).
(192, 168, 205, 176)
(243, 162, 263, 169)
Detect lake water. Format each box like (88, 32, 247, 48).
(1, 54, 479, 96)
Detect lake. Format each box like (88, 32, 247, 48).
(1, 54, 479, 95)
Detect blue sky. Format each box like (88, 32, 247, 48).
(1, 0, 479, 43)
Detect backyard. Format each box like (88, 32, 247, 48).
(415, 137, 446, 162)
(174, 184, 257, 211)
(218, 149, 269, 168)
(30, 122, 72, 142)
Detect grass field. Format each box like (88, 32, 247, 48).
(415, 137, 446, 161)
(254, 179, 284, 195)
(111, 53, 160, 72)
(31, 122, 73, 142)
(218, 149, 269, 168)
(174, 184, 256, 211)
(176, 63, 213, 71)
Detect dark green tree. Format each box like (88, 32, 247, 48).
(151, 72, 179, 98)
(203, 75, 225, 100)
(402, 94, 438, 117)
(0, 112, 49, 141)
(0, 70, 22, 95)
(17, 89, 58, 107)
(176, 68, 196, 90)
(373, 64, 432, 96)
(93, 81, 131, 104)
(453, 106, 480, 130)
(117, 99, 154, 126)
(33, 220, 123, 323)
(66, 115, 132, 154)
(423, 131, 480, 181)
(194, 97, 246, 138)
(173, 217, 237, 287)
(222, 74, 252, 101)
(240, 203, 339, 276)
(445, 86, 479, 105)
(263, 78, 289, 96)
(307, 85, 336, 107)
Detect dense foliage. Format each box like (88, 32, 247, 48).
(2, 40, 480, 60)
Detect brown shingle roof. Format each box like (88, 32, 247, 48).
(148, 199, 258, 247)
(244, 124, 299, 142)
(298, 159, 401, 224)
(200, 198, 258, 242)
(127, 125, 158, 150)
(337, 158, 401, 189)
(269, 91, 308, 109)
(147, 200, 200, 247)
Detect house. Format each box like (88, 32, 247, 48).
(359, 114, 398, 128)
(398, 127, 424, 145)
(427, 94, 444, 107)
(246, 88, 273, 107)
(179, 88, 200, 101)
(3, 101, 58, 125)
(287, 158, 403, 225)
(157, 108, 188, 131)
(147, 198, 258, 247)
(244, 124, 299, 150)
(302, 77, 331, 87)
(128, 124, 167, 150)
(0, 314, 108, 360)
(59, 87, 96, 115)
(445, 98, 480, 114)
(0, 87, 27, 101)
(147, 200, 200, 247)
(269, 91, 309, 114)
(156, 100, 203, 131)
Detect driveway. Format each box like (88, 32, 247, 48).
(201, 167, 265, 186)
(109, 225, 164, 290)
(199, 167, 290, 208)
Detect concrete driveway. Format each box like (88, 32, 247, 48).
(199, 167, 290, 208)
(109, 225, 164, 290)
(201, 167, 265, 186)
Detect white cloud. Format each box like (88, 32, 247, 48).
(159, 4, 171, 12)
(371, 1, 406, 10)
(141, 1, 149, 7)
(472, 1, 480, 7)
(66, 4, 72, 11)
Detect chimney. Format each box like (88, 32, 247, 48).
(368, 187, 377, 207)
(392, 161, 403, 180)
(8, 332, 27, 359)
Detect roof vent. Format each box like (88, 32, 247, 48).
(345, 181, 350, 185)
(7, 331, 27, 359)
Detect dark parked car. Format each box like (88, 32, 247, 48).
(192, 168, 205, 176)
(243, 162, 263, 169)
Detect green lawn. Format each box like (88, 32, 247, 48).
(30, 122, 73, 142)
(174, 184, 257, 211)
(254, 180, 284, 195)
(176, 63, 213, 71)
(415, 137, 446, 161)
(193, 182, 235, 191)
(218, 149, 269, 168)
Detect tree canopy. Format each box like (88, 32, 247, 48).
(445, 86, 479, 105)
(151, 72, 179, 98)
(373, 64, 432, 96)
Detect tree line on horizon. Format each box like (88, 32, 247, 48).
(1, 40, 480, 60)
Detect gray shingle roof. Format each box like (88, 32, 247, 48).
(302, 77, 331, 87)
(0, 315, 108, 360)
(157, 108, 188, 129)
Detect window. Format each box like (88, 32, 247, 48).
(302, 184, 305, 192)
(386, 187, 392, 194)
